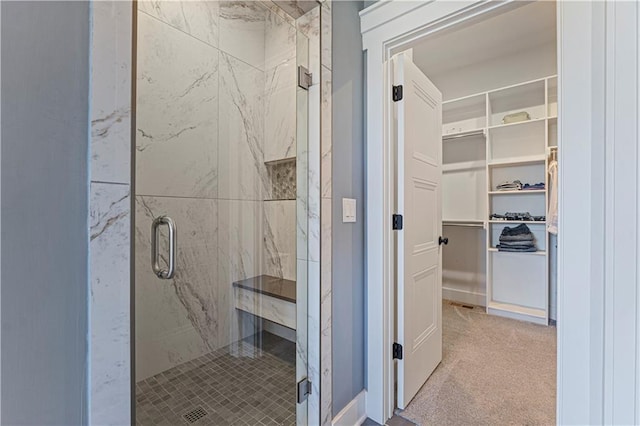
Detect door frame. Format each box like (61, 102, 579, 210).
(361, 1, 633, 424)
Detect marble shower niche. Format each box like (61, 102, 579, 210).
(134, 0, 308, 404)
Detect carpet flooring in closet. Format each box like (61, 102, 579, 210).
(397, 300, 556, 426)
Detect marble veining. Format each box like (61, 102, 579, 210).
(318, 3, 332, 423)
(91, 1, 132, 184)
(321, 66, 332, 198)
(272, 0, 318, 20)
(308, 83, 321, 263)
(265, 6, 297, 70)
(297, 6, 320, 84)
(89, 2, 134, 424)
(138, 0, 220, 48)
(320, 4, 332, 71)
(219, 52, 269, 200)
(219, 1, 268, 70)
(307, 260, 321, 423)
(135, 195, 218, 380)
(265, 58, 298, 162)
(320, 198, 333, 426)
(217, 199, 264, 347)
(90, 183, 131, 425)
(264, 200, 297, 281)
(136, 13, 219, 199)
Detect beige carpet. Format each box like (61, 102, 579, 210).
(397, 301, 556, 426)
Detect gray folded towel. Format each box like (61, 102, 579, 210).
(497, 245, 538, 253)
(499, 234, 535, 242)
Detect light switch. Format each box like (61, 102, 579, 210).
(342, 198, 356, 223)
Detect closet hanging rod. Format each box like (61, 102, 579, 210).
(442, 130, 485, 141)
(443, 222, 485, 228)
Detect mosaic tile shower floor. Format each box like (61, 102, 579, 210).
(135, 332, 296, 425)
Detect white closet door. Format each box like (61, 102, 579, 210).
(393, 52, 443, 409)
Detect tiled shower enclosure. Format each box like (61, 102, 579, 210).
(134, 1, 313, 424)
(88, 0, 331, 424)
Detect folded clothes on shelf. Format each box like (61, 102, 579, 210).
(496, 180, 522, 191)
(490, 212, 546, 222)
(496, 223, 538, 253)
(522, 182, 545, 190)
(499, 233, 534, 242)
(496, 245, 538, 253)
(495, 180, 545, 191)
(500, 223, 533, 236)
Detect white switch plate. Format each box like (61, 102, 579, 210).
(342, 198, 356, 223)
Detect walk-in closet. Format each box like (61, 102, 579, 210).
(394, 2, 559, 422)
(414, 0, 559, 325)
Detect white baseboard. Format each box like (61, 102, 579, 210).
(332, 390, 367, 426)
(442, 286, 486, 307)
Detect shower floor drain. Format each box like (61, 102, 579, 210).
(183, 407, 208, 423)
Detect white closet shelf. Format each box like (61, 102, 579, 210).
(487, 116, 546, 130)
(488, 190, 546, 195)
(488, 248, 546, 255)
(440, 74, 556, 325)
(487, 155, 546, 167)
(443, 160, 486, 172)
(442, 128, 485, 140)
(487, 75, 548, 95)
(488, 220, 546, 225)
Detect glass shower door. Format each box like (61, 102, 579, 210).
(133, 2, 314, 424)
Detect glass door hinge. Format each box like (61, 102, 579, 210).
(297, 378, 312, 403)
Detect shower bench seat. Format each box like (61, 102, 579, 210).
(232, 275, 296, 330)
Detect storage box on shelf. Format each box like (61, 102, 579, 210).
(488, 79, 546, 126)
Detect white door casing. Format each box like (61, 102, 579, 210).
(362, 1, 623, 424)
(393, 52, 443, 409)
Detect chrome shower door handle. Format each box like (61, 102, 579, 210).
(151, 216, 176, 279)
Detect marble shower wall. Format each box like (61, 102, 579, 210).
(320, 2, 333, 424)
(89, 2, 132, 425)
(135, 0, 300, 381)
(263, 5, 298, 281)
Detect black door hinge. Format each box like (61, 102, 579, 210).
(393, 342, 403, 360)
(297, 378, 312, 403)
(392, 214, 403, 230)
(393, 85, 403, 101)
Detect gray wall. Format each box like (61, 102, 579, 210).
(1, 1, 90, 424)
(332, 0, 366, 416)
